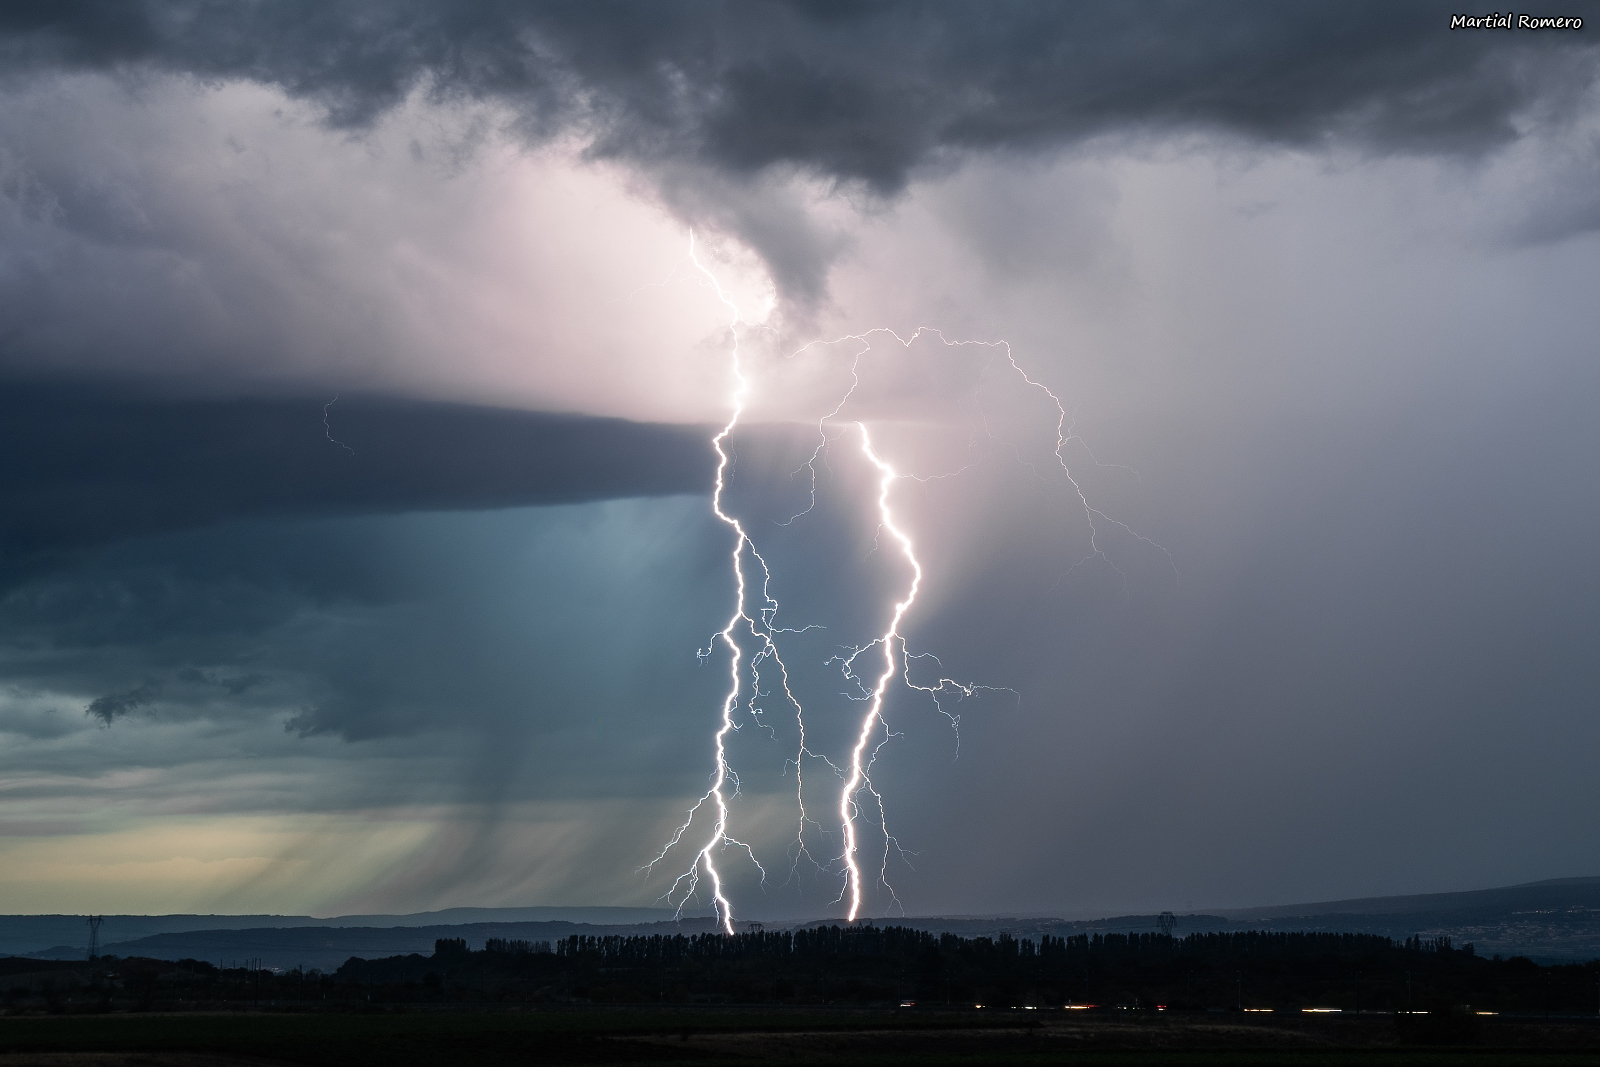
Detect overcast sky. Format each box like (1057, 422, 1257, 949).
(1, 2, 1597, 921)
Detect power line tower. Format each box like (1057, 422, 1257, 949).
(1156, 911, 1176, 937)
(86, 916, 103, 960)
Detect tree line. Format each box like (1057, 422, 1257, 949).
(11, 926, 1594, 1014)
(325, 926, 1597, 1013)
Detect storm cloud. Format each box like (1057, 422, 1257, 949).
(5, 1, 1595, 177)
(1, 3, 1598, 921)
(0, 382, 712, 569)
(3, 1, 1597, 296)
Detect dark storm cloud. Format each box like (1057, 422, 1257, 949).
(6, 1, 1594, 178)
(2, 1, 1596, 294)
(0, 381, 712, 573)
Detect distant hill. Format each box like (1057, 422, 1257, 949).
(1213, 877, 1600, 961)
(53, 919, 724, 972)
(884, 878, 1600, 962)
(8, 877, 1597, 970)
(0, 906, 681, 959)
(1216, 876, 1600, 920)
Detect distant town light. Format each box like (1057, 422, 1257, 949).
(1301, 1008, 1342, 1013)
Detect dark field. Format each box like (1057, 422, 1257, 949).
(3, 1010, 1600, 1066)
(6, 929, 1599, 1064)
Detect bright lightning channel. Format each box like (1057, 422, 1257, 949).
(643, 233, 790, 934)
(837, 422, 920, 921)
(645, 235, 1163, 929)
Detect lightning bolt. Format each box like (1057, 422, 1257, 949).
(642, 233, 789, 934)
(323, 395, 354, 455)
(645, 236, 1166, 928)
(835, 422, 921, 921)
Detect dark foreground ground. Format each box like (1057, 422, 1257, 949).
(2, 1010, 1600, 1066)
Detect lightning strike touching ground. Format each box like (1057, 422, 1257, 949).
(836, 423, 921, 921)
(643, 233, 781, 934)
(645, 236, 1164, 928)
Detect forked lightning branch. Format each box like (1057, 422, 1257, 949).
(644, 235, 1161, 931)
